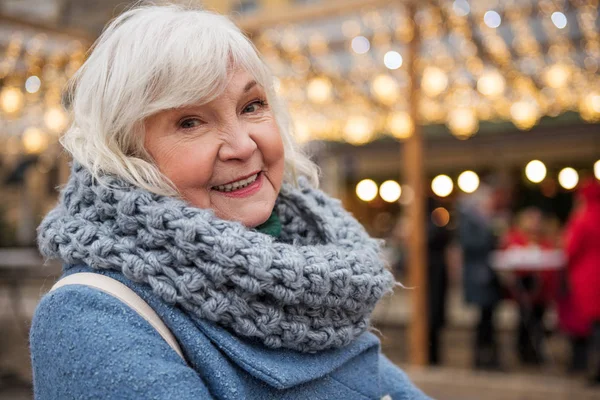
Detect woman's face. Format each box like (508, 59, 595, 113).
(144, 69, 285, 227)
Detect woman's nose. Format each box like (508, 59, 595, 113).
(218, 126, 257, 161)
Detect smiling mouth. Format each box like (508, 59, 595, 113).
(212, 172, 260, 192)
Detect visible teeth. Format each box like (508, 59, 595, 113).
(213, 173, 259, 192)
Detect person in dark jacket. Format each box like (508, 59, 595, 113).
(458, 185, 502, 370)
(427, 199, 452, 365)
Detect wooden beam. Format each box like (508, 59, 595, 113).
(403, 2, 428, 366)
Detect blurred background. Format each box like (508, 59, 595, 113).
(0, 0, 599, 399)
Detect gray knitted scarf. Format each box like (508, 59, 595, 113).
(38, 163, 394, 352)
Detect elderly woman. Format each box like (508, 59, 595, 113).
(30, 5, 429, 400)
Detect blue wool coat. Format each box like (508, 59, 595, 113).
(30, 264, 430, 400)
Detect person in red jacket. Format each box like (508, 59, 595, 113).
(502, 208, 558, 365)
(565, 178, 600, 383)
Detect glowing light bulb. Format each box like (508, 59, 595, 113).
(511, 99, 539, 130)
(344, 116, 373, 145)
(484, 11, 501, 28)
(447, 108, 478, 138)
(44, 107, 69, 133)
(457, 171, 480, 193)
(387, 111, 414, 139)
(379, 180, 401, 202)
(356, 179, 378, 201)
(25, 76, 41, 93)
(432, 175, 453, 197)
(351, 36, 370, 54)
(371, 74, 399, 105)
(422, 67, 448, 97)
(307, 77, 332, 104)
(558, 167, 579, 190)
(477, 70, 505, 97)
(431, 207, 450, 227)
(22, 127, 49, 154)
(0, 87, 24, 114)
(383, 51, 403, 70)
(551, 12, 567, 29)
(525, 160, 547, 183)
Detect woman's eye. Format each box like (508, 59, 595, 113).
(179, 118, 202, 129)
(243, 100, 267, 114)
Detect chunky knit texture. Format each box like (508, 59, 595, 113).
(38, 163, 394, 352)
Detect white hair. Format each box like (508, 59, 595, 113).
(62, 3, 319, 196)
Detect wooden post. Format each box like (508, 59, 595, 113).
(403, 2, 428, 366)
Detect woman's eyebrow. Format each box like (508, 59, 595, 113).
(243, 80, 258, 93)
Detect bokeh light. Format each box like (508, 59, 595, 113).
(457, 171, 480, 193)
(383, 51, 403, 70)
(22, 127, 48, 154)
(356, 179, 378, 202)
(551, 12, 568, 29)
(431, 175, 454, 197)
(558, 167, 579, 190)
(343, 116, 373, 144)
(525, 160, 547, 183)
(484, 11, 502, 28)
(595, 160, 600, 180)
(371, 74, 399, 104)
(25, 76, 41, 94)
(307, 77, 332, 104)
(351, 36, 370, 54)
(422, 67, 448, 97)
(387, 111, 414, 139)
(44, 107, 68, 133)
(477, 70, 505, 97)
(432, 207, 450, 227)
(452, 0, 470, 16)
(379, 180, 401, 202)
(0, 87, 24, 114)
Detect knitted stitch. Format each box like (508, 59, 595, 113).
(38, 163, 394, 352)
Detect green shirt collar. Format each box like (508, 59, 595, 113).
(255, 211, 281, 238)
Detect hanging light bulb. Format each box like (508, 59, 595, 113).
(558, 167, 579, 190)
(525, 160, 546, 183)
(379, 180, 401, 202)
(544, 64, 571, 89)
(307, 77, 332, 104)
(22, 127, 49, 154)
(387, 111, 414, 139)
(371, 74, 399, 105)
(431, 175, 454, 197)
(1, 87, 24, 114)
(422, 67, 448, 97)
(477, 70, 505, 97)
(594, 160, 600, 181)
(457, 170, 480, 193)
(431, 207, 450, 227)
(344, 116, 373, 145)
(44, 107, 69, 133)
(579, 92, 600, 122)
(356, 179, 378, 201)
(511, 99, 540, 130)
(447, 108, 478, 139)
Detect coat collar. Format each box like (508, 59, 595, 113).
(192, 316, 381, 390)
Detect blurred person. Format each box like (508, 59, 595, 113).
(564, 179, 600, 384)
(427, 199, 452, 365)
(502, 208, 558, 365)
(458, 185, 503, 370)
(29, 5, 431, 399)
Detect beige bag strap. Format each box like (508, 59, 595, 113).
(51, 272, 186, 363)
